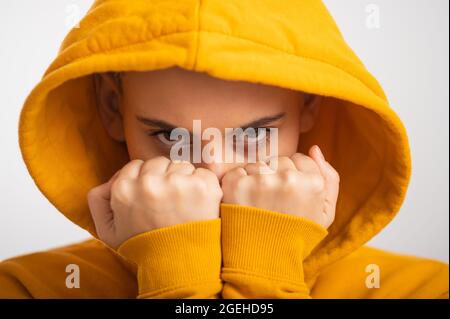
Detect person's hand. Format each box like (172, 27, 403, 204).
(221, 145, 339, 229)
(87, 156, 223, 249)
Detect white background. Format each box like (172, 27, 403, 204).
(0, 0, 448, 262)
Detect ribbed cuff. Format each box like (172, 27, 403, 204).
(117, 218, 222, 296)
(221, 203, 328, 284)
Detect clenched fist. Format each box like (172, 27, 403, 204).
(221, 145, 339, 229)
(87, 156, 223, 249)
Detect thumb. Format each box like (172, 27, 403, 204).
(87, 170, 121, 234)
(308, 145, 340, 212)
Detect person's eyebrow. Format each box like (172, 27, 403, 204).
(136, 111, 286, 133)
(239, 112, 286, 131)
(136, 116, 177, 131)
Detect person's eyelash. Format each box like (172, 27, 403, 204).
(147, 129, 193, 149)
(243, 127, 273, 141)
(147, 127, 273, 144)
(261, 127, 273, 137)
(146, 129, 172, 137)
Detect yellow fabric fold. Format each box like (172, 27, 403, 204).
(220, 203, 328, 298)
(117, 218, 222, 298)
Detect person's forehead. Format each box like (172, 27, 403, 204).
(123, 68, 298, 128)
(123, 67, 296, 102)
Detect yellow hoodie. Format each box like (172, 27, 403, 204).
(1, 0, 448, 299)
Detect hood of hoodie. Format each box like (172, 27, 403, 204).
(19, 0, 411, 278)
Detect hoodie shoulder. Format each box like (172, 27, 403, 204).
(311, 246, 449, 299)
(0, 239, 137, 298)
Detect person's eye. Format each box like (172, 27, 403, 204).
(147, 130, 172, 144)
(148, 130, 190, 147)
(238, 127, 272, 144)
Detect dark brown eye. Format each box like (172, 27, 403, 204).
(148, 129, 191, 147)
(237, 128, 271, 144)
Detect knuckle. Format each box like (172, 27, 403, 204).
(166, 172, 182, 185)
(290, 152, 303, 165)
(280, 169, 299, 188)
(121, 159, 143, 175)
(222, 168, 241, 187)
(278, 156, 295, 167)
(244, 162, 262, 174)
(111, 178, 130, 196)
(255, 174, 273, 189)
(181, 161, 195, 170)
(280, 168, 296, 179)
(205, 168, 219, 179)
(143, 156, 170, 171)
(111, 182, 132, 205)
(306, 157, 320, 171)
(129, 159, 144, 166)
(138, 175, 159, 197)
(153, 155, 170, 163)
(195, 167, 209, 175)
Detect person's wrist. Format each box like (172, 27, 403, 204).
(220, 203, 328, 283)
(118, 218, 222, 296)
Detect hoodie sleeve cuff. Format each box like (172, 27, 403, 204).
(117, 218, 222, 298)
(220, 203, 328, 284)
